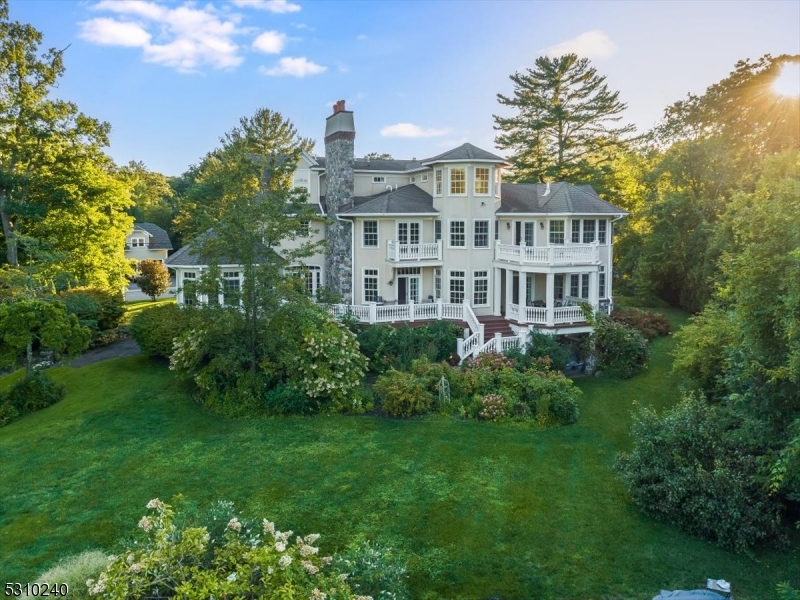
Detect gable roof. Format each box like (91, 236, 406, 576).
(497, 183, 626, 215)
(337, 184, 437, 216)
(421, 143, 509, 166)
(132, 222, 173, 250)
(165, 229, 282, 268)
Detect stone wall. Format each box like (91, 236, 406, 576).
(324, 136, 354, 301)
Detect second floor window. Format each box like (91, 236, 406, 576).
(599, 266, 606, 298)
(299, 220, 310, 236)
(131, 237, 146, 247)
(475, 167, 489, 194)
(549, 220, 565, 245)
(363, 221, 378, 247)
(449, 220, 465, 247)
(474, 220, 490, 248)
(435, 219, 442, 242)
(222, 271, 240, 306)
(435, 169, 443, 196)
(571, 220, 581, 243)
(373, 176, 385, 183)
(450, 168, 466, 195)
(582, 219, 596, 244)
(398, 222, 420, 245)
(598, 220, 607, 244)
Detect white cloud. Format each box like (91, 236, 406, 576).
(81, 1, 245, 72)
(252, 30, 286, 53)
(259, 56, 326, 77)
(542, 30, 617, 60)
(79, 18, 151, 47)
(356, 34, 367, 41)
(380, 123, 449, 138)
(230, 0, 301, 13)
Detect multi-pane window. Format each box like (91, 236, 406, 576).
(495, 220, 499, 240)
(474, 220, 490, 248)
(363, 269, 379, 303)
(435, 268, 442, 300)
(434, 219, 442, 242)
(524, 222, 535, 246)
(449, 270, 465, 304)
(373, 176, 385, 183)
(581, 274, 590, 299)
(583, 220, 596, 244)
(398, 222, 420, 245)
(450, 168, 466, 195)
(183, 272, 197, 306)
(363, 220, 378, 247)
(599, 266, 606, 298)
(222, 271, 240, 305)
(570, 274, 580, 298)
(475, 167, 489, 194)
(421, 174, 429, 182)
(299, 220, 310, 236)
(131, 237, 146, 247)
(435, 169, 443, 196)
(525, 273, 534, 305)
(473, 271, 489, 306)
(449, 220, 466, 247)
(549, 220, 565, 244)
(598, 220, 607, 244)
(554, 274, 565, 302)
(571, 220, 581, 243)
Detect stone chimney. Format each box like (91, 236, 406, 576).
(324, 100, 355, 301)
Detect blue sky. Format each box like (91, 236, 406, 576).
(8, 0, 800, 176)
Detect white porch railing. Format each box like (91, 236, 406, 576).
(475, 331, 526, 356)
(494, 242, 599, 266)
(327, 300, 484, 362)
(386, 240, 442, 262)
(507, 303, 588, 326)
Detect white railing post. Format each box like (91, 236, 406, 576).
(457, 338, 464, 360)
(519, 327, 528, 350)
(368, 302, 377, 324)
(547, 246, 554, 265)
(409, 299, 415, 322)
(395, 241, 400, 262)
(437, 240, 443, 260)
(437, 299, 443, 320)
(479, 323, 485, 348)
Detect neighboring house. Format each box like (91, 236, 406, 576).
(126, 223, 173, 270)
(167, 101, 627, 351)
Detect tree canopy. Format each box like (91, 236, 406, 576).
(494, 53, 635, 187)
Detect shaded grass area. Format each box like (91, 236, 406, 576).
(122, 297, 176, 323)
(1, 309, 798, 598)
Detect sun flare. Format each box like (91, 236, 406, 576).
(772, 62, 800, 97)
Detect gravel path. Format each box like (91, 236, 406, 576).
(68, 338, 142, 367)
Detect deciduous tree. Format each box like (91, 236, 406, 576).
(136, 259, 171, 301)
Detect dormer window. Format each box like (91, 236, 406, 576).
(450, 168, 466, 195)
(421, 174, 428, 182)
(131, 237, 146, 247)
(373, 176, 385, 183)
(475, 167, 489, 195)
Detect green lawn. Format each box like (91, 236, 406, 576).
(1, 309, 798, 598)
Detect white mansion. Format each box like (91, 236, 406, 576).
(167, 102, 626, 357)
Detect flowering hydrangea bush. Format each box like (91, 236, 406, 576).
(86, 499, 372, 600)
(478, 393, 509, 422)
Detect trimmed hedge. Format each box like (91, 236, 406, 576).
(129, 303, 195, 359)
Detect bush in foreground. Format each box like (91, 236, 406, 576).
(129, 303, 195, 359)
(0, 372, 66, 427)
(590, 314, 648, 378)
(27, 550, 109, 600)
(611, 307, 671, 340)
(615, 394, 785, 552)
(86, 498, 385, 599)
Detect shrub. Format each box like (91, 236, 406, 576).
(590, 314, 648, 378)
(0, 400, 19, 427)
(62, 287, 125, 333)
(87, 499, 363, 599)
(264, 383, 312, 416)
(27, 550, 110, 600)
(374, 370, 434, 417)
(129, 303, 195, 359)
(524, 330, 571, 371)
(2, 371, 66, 418)
(615, 394, 784, 552)
(611, 307, 671, 340)
(333, 540, 410, 600)
(479, 393, 509, 422)
(357, 321, 461, 374)
(136, 259, 171, 300)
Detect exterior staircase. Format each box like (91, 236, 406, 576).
(477, 316, 515, 338)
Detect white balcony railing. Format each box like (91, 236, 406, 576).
(386, 240, 442, 262)
(507, 303, 589, 326)
(494, 242, 599, 266)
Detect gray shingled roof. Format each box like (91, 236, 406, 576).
(497, 183, 626, 215)
(338, 185, 437, 216)
(134, 222, 173, 250)
(166, 229, 282, 267)
(422, 143, 509, 165)
(315, 157, 422, 172)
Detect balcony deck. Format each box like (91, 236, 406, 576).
(386, 240, 442, 264)
(494, 242, 599, 267)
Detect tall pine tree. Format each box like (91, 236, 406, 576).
(494, 54, 635, 187)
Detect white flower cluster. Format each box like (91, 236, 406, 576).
(86, 572, 108, 595)
(138, 516, 152, 532)
(226, 517, 242, 532)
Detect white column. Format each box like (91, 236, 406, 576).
(589, 270, 599, 310)
(409, 299, 415, 322)
(504, 268, 513, 317)
(368, 302, 377, 324)
(493, 267, 502, 316)
(546, 272, 555, 326)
